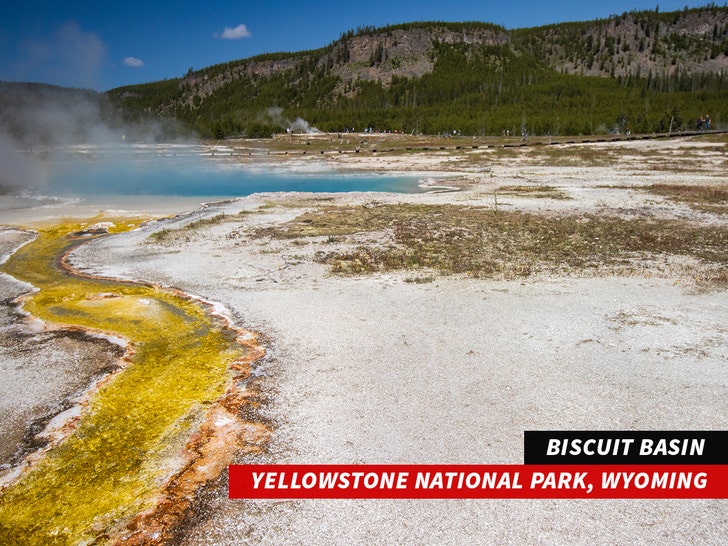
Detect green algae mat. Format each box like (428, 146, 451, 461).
(0, 219, 247, 544)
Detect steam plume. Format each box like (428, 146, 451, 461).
(262, 107, 321, 134)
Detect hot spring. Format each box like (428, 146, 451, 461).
(34, 143, 433, 197)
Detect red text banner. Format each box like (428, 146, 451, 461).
(228, 464, 728, 499)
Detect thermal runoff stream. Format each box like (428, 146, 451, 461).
(0, 218, 265, 544)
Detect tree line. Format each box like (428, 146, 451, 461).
(105, 9, 728, 139)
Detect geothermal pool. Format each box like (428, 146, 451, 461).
(29, 143, 430, 197)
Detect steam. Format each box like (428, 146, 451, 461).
(0, 83, 186, 147)
(0, 89, 322, 203)
(262, 107, 321, 134)
(0, 134, 42, 193)
(0, 82, 191, 195)
(2, 91, 118, 147)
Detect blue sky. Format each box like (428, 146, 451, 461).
(0, 1, 711, 91)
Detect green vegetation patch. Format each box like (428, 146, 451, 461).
(259, 204, 727, 285)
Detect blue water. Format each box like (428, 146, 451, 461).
(45, 145, 428, 196)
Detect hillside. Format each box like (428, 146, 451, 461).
(514, 5, 728, 78)
(7, 6, 728, 140)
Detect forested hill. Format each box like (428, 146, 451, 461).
(17, 6, 728, 140)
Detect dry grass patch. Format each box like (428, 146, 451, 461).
(639, 184, 728, 214)
(497, 185, 571, 200)
(257, 204, 727, 286)
(529, 144, 620, 166)
(147, 213, 230, 243)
